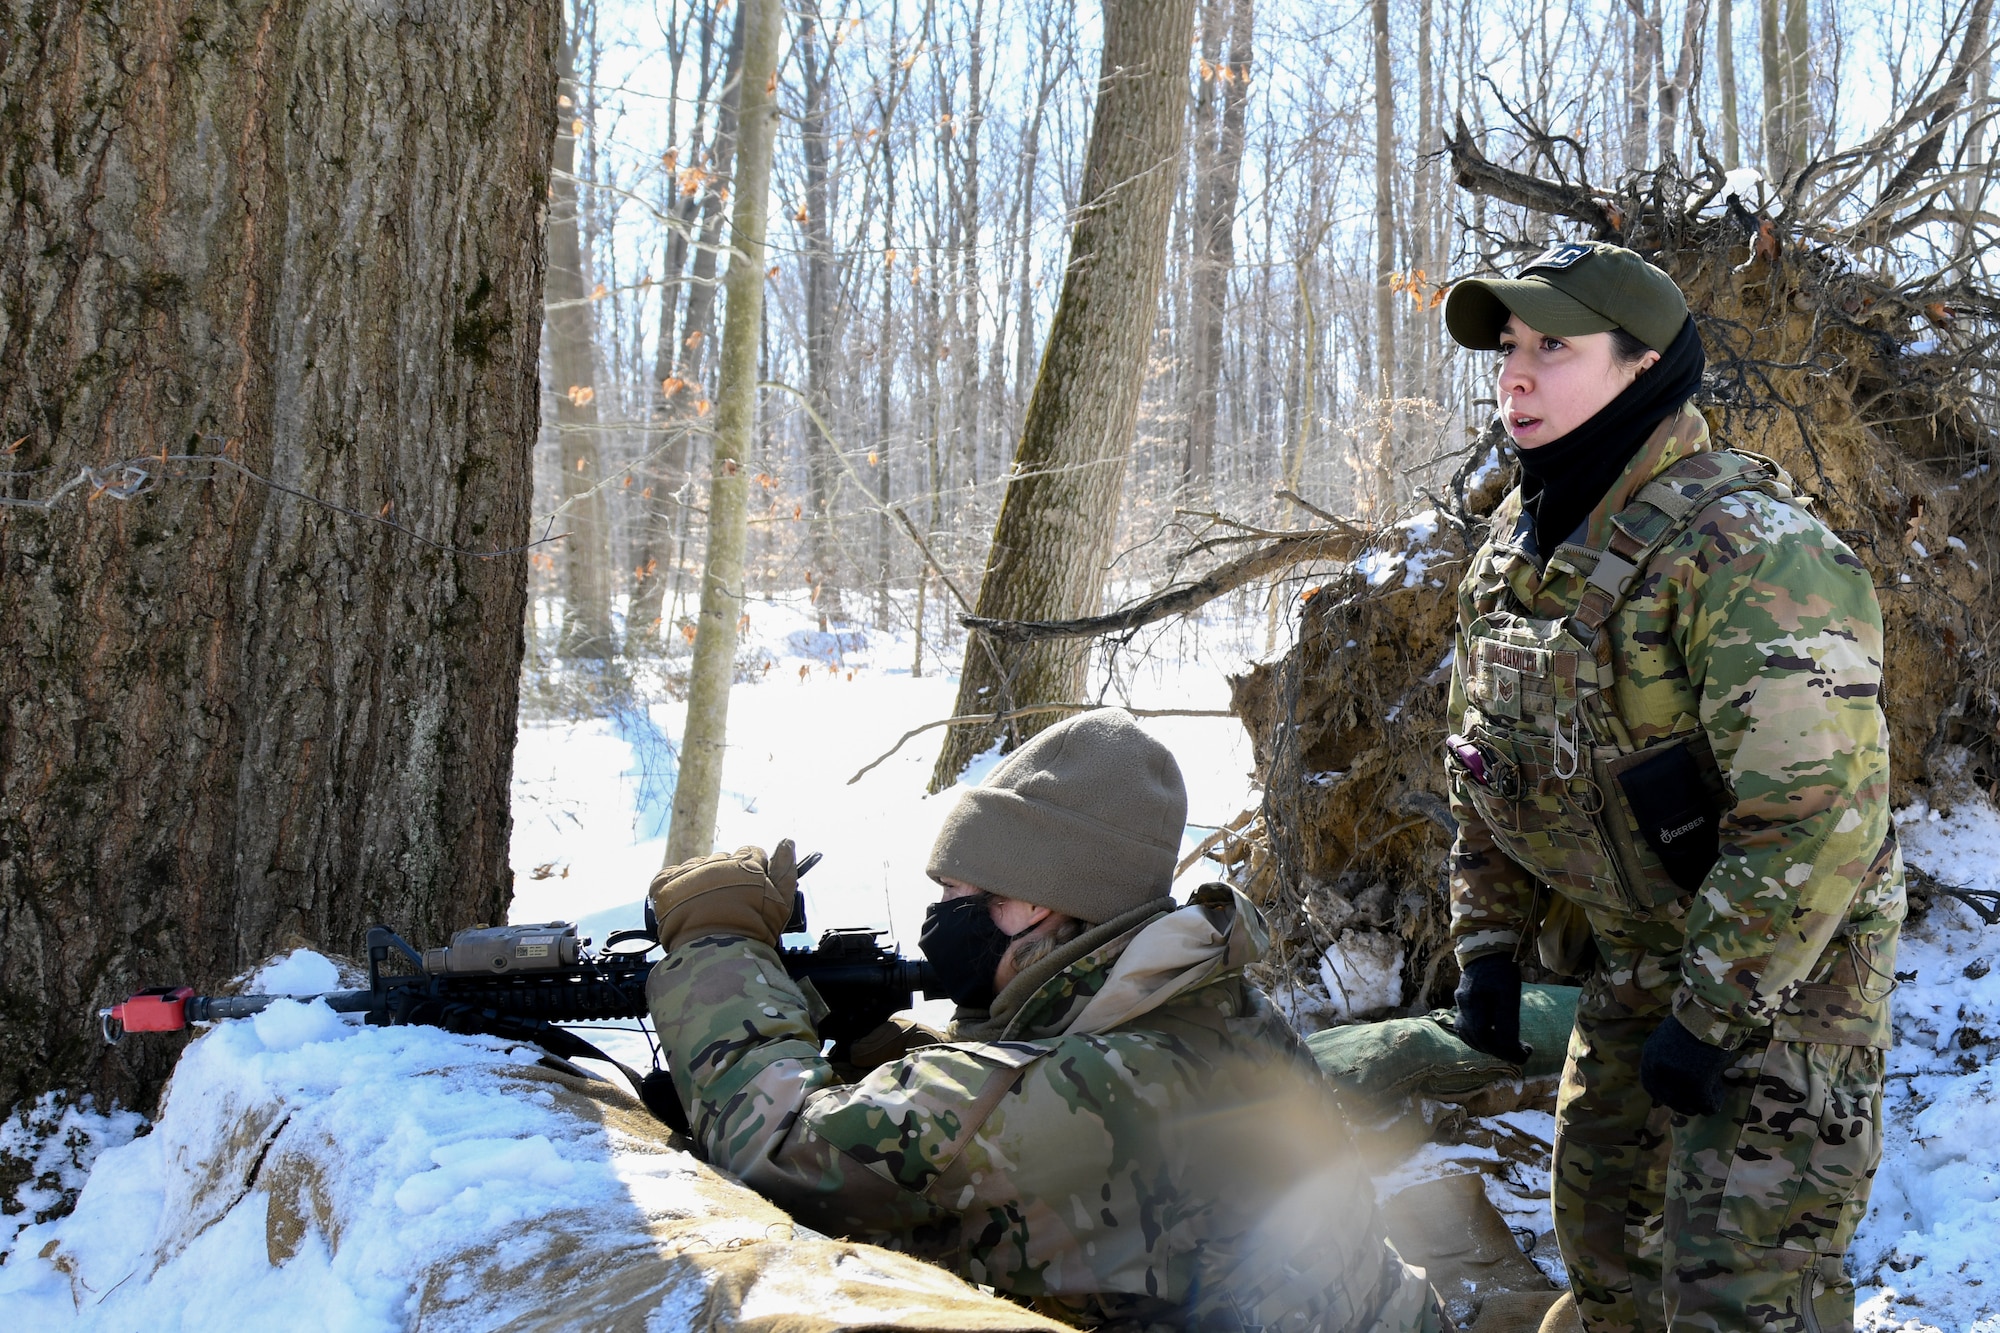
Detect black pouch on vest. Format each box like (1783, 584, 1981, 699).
(1615, 744, 1721, 893)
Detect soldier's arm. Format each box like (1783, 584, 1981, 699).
(1446, 638, 1541, 962)
(1666, 493, 1895, 1044)
(645, 934, 957, 1233)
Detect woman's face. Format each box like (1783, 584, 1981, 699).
(1494, 314, 1658, 448)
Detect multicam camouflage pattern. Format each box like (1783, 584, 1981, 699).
(1446, 402, 1904, 1048)
(1444, 402, 1904, 1332)
(649, 887, 1442, 1332)
(1552, 1012, 1882, 1333)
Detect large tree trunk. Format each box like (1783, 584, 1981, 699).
(0, 0, 555, 1112)
(930, 0, 1197, 788)
(548, 32, 614, 661)
(663, 0, 782, 863)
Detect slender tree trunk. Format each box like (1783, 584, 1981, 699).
(1781, 0, 1810, 174)
(1760, 0, 1788, 179)
(548, 33, 614, 661)
(930, 0, 1197, 787)
(1623, 0, 1660, 170)
(1415, 0, 1439, 410)
(875, 50, 902, 634)
(623, 11, 716, 657)
(955, 0, 987, 491)
(1718, 0, 1742, 170)
(1370, 0, 1396, 516)
(1661, 0, 1708, 165)
(664, 0, 781, 863)
(0, 0, 555, 1111)
(800, 7, 840, 630)
(1184, 0, 1251, 495)
(628, 1, 747, 646)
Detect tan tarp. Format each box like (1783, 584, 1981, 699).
(182, 1053, 1070, 1333)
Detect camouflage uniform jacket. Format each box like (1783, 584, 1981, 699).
(649, 885, 1441, 1333)
(1446, 402, 1905, 1048)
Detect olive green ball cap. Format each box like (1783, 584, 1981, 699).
(1444, 240, 1688, 353)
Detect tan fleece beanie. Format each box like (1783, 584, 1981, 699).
(927, 709, 1188, 923)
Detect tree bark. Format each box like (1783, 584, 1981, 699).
(0, 0, 555, 1111)
(664, 0, 781, 863)
(930, 0, 1197, 788)
(548, 32, 614, 661)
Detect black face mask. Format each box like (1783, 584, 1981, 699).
(918, 896, 1030, 1010)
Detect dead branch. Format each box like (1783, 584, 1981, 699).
(959, 528, 1362, 644)
(1274, 488, 1365, 534)
(1443, 114, 1619, 236)
(847, 703, 1234, 785)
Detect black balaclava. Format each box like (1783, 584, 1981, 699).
(918, 895, 1036, 1010)
(1512, 315, 1705, 561)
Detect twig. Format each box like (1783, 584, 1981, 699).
(1273, 489, 1364, 535)
(891, 506, 973, 612)
(757, 377, 973, 613)
(847, 703, 1234, 785)
(1175, 807, 1258, 877)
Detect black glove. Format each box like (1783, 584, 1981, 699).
(1453, 955, 1532, 1064)
(1639, 1015, 1731, 1116)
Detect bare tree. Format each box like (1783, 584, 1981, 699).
(1184, 0, 1255, 494)
(931, 0, 1200, 786)
(1370, 0, 1397, 512)
(549, 25, 616, 661)
(665, 0, 783, 862)
(1718, 0, 1743, 170)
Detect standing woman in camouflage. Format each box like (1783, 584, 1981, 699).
(1439, 242, 1903, 1333)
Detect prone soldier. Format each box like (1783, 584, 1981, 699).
(644, 709, 1445, 1332)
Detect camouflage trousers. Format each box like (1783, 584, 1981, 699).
(1551, 1013, 1883, 1333)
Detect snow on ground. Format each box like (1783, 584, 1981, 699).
(1856, 797, 2000, 1333)
(1364, 795, 2000, 1330)
(509, 591, 1266, 953)
(10, 584, 2000, 1329)
(0, 1096, 146, 1268)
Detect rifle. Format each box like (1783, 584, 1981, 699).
(99, 857, 937, 1136)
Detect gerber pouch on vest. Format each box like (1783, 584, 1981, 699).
(1609, 738, 1723, 892)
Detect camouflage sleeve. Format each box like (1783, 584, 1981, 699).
(1447, 635, 1541, 963)
(1664, 492, 1895, 1045)
(645, 933, 948, 1236)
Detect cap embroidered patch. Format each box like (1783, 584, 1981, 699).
(1523, 241, 1594, 273)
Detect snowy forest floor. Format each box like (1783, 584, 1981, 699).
(4, 591, 1998, 1331)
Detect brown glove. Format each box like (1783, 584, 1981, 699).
(649, 839, 798, 951)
